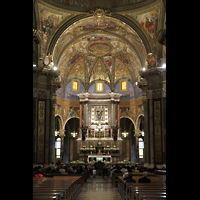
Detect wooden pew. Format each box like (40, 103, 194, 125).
(136, 191, 166, 200)
(112, 172, 123, 186)
(33, 196, 57, 200)
(33, 189, 66, 200)
(33, 176, 83, 200)
(33, 193, 61, 200)
(130, 185, 166, 200)
(139, 195, 166, 200)
(117, 175, 166, 200)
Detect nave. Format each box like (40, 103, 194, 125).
(76, 176, 122, 200)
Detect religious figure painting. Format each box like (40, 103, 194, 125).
(95, 108, 105, 121)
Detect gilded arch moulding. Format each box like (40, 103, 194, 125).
(46, 13, 153, 60)
(63, 116, 80, 130)
(120, 116, 136, 130)
(55, 114, 64, 130)
(135, 113, 144, 129)
(54, 29, 144, 70)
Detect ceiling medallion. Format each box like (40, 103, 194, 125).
(86, 40, 113, 57)
(87, 8, 113, 18)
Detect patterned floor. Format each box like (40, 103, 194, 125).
(76, 176, 122, 200)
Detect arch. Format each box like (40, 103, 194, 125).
(55, 114, 63, 131)
(63, 116, 80, 163)
(63, 116, 80, 130)
(55, 30, 143, 69)
(120, 116, 136, 129)
(120, 116, 136, 163)
(135, 114, 144, 129)
(46, 14, 152, 63)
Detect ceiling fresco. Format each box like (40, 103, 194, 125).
(35, 0, 165, 101)
(52, 15, 147, 65)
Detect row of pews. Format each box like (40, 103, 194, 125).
(112, 172, 156, 187)
(118, 174, 166, 200)
(33, 173, 85, 200)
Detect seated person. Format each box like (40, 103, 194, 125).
(123, 172, 129, 180)
(121, 165, 126, 173)
(124, 173, 136, 189)
(59, 166, 65, 173)
(34, 170, 43, 178)
(138, 171, 151, 183)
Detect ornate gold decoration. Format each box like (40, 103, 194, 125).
(38, 53, 54, 70)
(147, 52, 156, 69)
(85, 8, 113, 18)
(87, 40, 112, 57)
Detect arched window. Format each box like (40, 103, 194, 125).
(55, 137, 61, 158)
(138, 137, 144, 158)
(95, 81, 104, 92)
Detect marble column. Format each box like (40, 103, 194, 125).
(117, 102, 120, 138)
(79, 103, 82, 138)
(143, 98, 149, 165)
(33, 67, 60, 164)
(49, 98, 56, 164)
(33, 96, 37, 164)
(84, 102, 89, 127)
(59, 129, 66, 163)
(110, 102, 116, 127)
(139, 67, 166, 167)
(134, 129, 141, 164)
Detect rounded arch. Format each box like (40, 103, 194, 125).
(46, 14, 152, 62)
(63, 116, 80, 130)
(120, 116, 136, 129)
(55, 114, 63, 131)
(120, 116, 136, 163)
(135, 114, 144, 130)
(55, 30, 143, 68)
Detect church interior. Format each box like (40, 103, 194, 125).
(33, 0, 166, 199)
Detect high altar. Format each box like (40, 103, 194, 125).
(77, 92, 123, 162)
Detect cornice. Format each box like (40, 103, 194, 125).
(40, 0, 159, 13)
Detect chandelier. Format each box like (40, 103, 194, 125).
(55, 129, 60, 136)
(122, 131, 128, 138)
(71, 132, 78, 138)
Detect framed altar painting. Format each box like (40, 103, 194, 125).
(95, 107, 105, 121)
(91, 105, 108, 124)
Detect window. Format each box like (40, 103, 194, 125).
(72, 79, 80, 92)
(119, 79, 128, 92)
(139, 137, 144, 158)
(95, 81, 104, 92)
(55, 137, 61, 158)
(73, 81, 78, 91)
(97, 83, 103, 91)
(139, 149, 143, 158)
(121, 80, 127, 91)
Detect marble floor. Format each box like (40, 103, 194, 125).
(76, 176, 122, 200)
